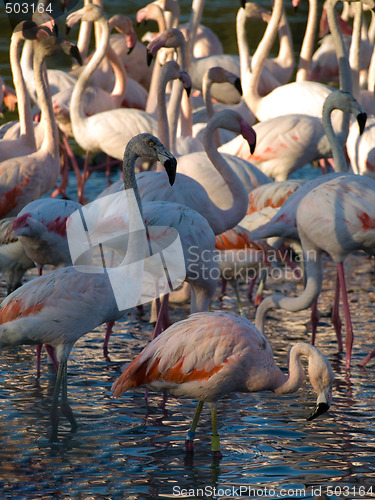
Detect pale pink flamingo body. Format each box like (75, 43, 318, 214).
(0, 37, 78, 219)
(0, 21, 38, 163)
(11, 198, 82, 270)
(0, 132, 185, 439)
(0, 218, 35, 294)
(112, 310, 334, 457)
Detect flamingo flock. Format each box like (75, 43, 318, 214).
(0, 0, 374, 458)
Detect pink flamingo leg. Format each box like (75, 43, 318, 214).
(78, 151, 90, 204)
(152, 294, 169, 339)
(61, 132, 83, 193)
(359, 347, 375, 367)
(337, 262, 353, 370)
(311, 300, 319, 345)
(103, 320, 115, 357)
(247, 276, 256, 303)
(331, 272, 343, 352)
(45, 344, 59, 371)
(221, 278, 227, 297)
(36, 344, 43, 379)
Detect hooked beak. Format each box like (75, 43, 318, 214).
(157, 150, 177, 186)
(69, 44, 82, 65)
(357, 112, 367, 135)
(306, 402, 330, 421)
(146, 50, 153, 66)
(240, 119, 256, 155)
(234, 77, 243, 96)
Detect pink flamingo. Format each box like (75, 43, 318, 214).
(255, 174, 375, 372)
(135, 108, 256, 235)
(0, 132, 182, 440)
(0, 21, 41, 163)
(0, 218, 35, 294)
(11, 198, 82, 272)
(0, 37, 79, 219)
(112, 310, 334, 458)
(215, 226, 269, 314)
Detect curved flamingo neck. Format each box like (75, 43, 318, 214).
(202, 116, 249, 234)
(327, 0, 352, 94)
(71, 15, 109, 130)
(349, 1, 362, 100)
(322, 97, 348, 171)
(296, 0, 318, 82)
(106, 45, 127, 107)
(157, 64, 178, 151)
(241, 0, 284, 116)
(186, 0, 204, 69)
(10, 30, 35, 147)
(273, 8, 295, 81)
(236, 7, 251, 83)
(20, 39, 37, 103)
(164, 0, 180, 29)
(202, 74, 221, 148)
(273, 343, 319, 394)
(255, 250, 323, 333)
(145, 5, 167, 115)
(33, 47, 59, 156)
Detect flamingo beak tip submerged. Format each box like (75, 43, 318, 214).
(306, 402, 330, 421)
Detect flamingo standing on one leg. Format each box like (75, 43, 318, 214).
(112, 310, 334, 458)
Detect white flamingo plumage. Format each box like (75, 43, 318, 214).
(112, 310, 334, 458)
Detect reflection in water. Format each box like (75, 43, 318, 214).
(0, 0, 374, 495)
(0, 240, 374, 498)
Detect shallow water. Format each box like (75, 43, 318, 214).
(0, 1, 374, 498)
(0, 168, 374, 498)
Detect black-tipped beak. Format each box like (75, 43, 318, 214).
(294, 5, 298, 12)
(158, 155, 177, 186)
(66, 25, 71, 35)
(147, 50, 153, 67)
(127, 45, 135, 55)
(241, 0, 246, 7)
(185, 86, 191, 98)
(164, 157, 177, 186)
(250, 140, 256, 155)
(234, 78, 243, 96)
(70, 45, 82, 66)
(306, 402, 330, 421)
(357, 112, 367, 135)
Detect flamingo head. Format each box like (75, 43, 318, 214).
(125, 134, 177, 186)
(239, 119, 256, 155)
(306, 346, 334, 421)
